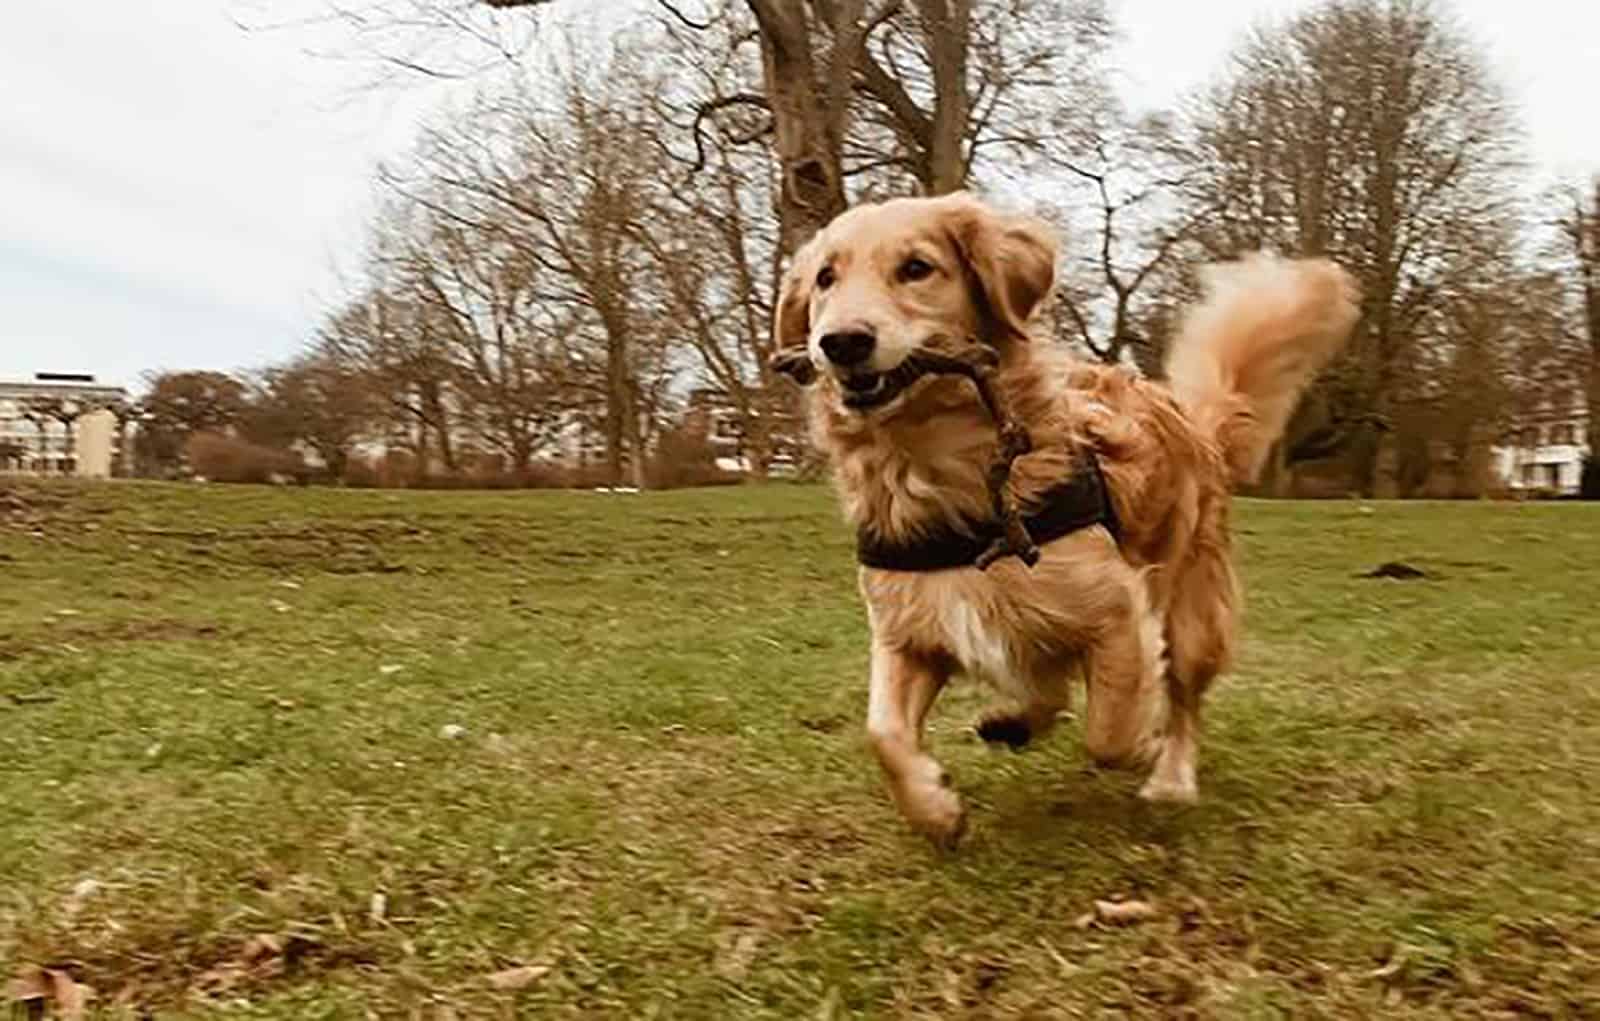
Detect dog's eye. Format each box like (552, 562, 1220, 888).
(816, 265, 836, 289)
(898, 257, 935, 283)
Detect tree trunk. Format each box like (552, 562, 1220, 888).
(423, 384, 456, 474)
(1350, 423, 1383, 499)
(746, 1, 846, 253)
(920, 0, 971, 194)
(626, 378, 647, 490)
(1584, 223, 1599, 458)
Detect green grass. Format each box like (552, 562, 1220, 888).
(3, 480, 1598, 1018)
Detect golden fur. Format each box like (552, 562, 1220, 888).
(776, 192, 1360, 845)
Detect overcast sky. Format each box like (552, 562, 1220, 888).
(1, 1, 1595, 391)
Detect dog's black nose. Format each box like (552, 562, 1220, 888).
(819, 331, 875, 367)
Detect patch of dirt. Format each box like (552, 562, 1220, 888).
(0, 484, 74, 529)
(0, 487, 31, 517)
(0, 619, 228, 663)
(11, 926, 385, 1015)
(1360, 561, 1430, 580)
(119, 522, 430, 575)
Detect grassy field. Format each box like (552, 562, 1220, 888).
(3, 480, 1599, 1019)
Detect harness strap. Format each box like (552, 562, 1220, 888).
(856, 452, 1119, 572)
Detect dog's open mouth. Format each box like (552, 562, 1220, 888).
(838, 362, 924, 411)
(840, 371, 889, 408)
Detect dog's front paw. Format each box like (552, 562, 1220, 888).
(1138, 775, 1199, 804)
(1138, 737, 1199, 803)
(904, 782, 967, 849)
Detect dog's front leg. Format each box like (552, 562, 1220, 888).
(865, 642, 965, 848)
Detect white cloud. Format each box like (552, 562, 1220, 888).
(0, 2, 444, 387)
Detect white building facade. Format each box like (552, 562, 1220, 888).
(1492, 394, 1591, 496)
(0, 374, 131, 479)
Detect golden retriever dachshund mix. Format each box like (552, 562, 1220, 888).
(775, 192, 1360, 847)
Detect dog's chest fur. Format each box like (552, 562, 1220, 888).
(937, 593, 1017, 686)
(861, 568, 1082, 703)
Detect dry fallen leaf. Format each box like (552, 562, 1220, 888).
(48, 970, 90, 1020)
(8, 965, 50, 1003)
(1366, 945, 1412, 981)
(64, 878, 102, 917)
(1093, 899, 1160, 926)
(486, 964, 550, 991)
(240, 934, 284, 966)
(197, 932, 321, 993)
(8, 966, 92, 1020)
(714, 929, 762, 981)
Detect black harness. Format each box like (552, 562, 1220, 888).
(856, 452, 1121, 572)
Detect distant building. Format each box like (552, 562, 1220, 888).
(685, 388, 803, 476)
(0, 374, 131, 479)
(1493, 394, 1591, 496)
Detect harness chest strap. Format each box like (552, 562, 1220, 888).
(856, 452, 1121, 572)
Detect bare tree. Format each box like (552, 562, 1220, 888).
(136, 371, 250, 476)
(320, 286, 462, 476)
(1046, 112, 1206, 366)
(1557, 177, 1600, 460)
(308, 0, 1110, 250)
(245, 354, 378, 478)
(1185, 0, 1522, 494)
(388, 202, 574, 473)
(365, 40, 686, 486)
(664, 0, 1112, 247)
(619, 12, 795, 476)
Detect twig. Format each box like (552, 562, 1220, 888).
(769, 343, 1040, 569)
(900, 349, 1039, 569)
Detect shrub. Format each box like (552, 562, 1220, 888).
(184, 432, 306, 485)
(1581, 456, 1600, 501)
(646, 426, 739, 489)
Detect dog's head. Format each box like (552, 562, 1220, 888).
(772, 192, 1057, 413)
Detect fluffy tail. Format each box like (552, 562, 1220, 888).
(1164, 254, 1361, 485)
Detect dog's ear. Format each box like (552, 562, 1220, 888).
(770, 237, 822, 383)
(941, 192, 1058, 345)
(773, 238, 818, 357)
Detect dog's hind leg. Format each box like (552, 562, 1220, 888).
(866, 641, 965, 848)
(1140, 552, 1236, 804)
(1082, 570, 1168, 771)
(1139, 681, 1203, 804)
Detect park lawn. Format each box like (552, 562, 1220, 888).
(2, 480, 1598, 1019)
